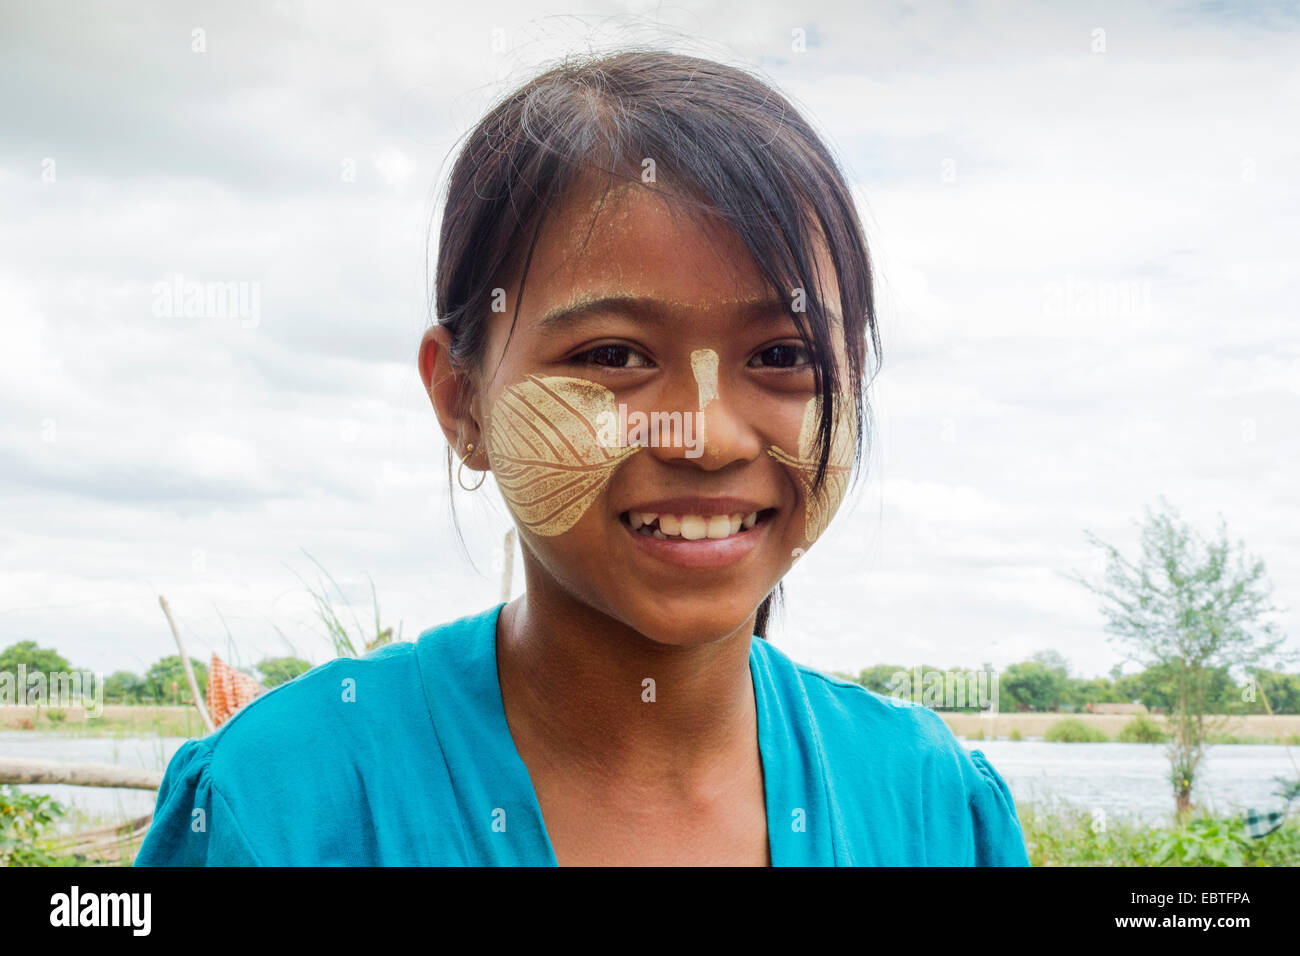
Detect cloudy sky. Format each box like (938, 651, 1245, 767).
(2, 0, 1297, 682)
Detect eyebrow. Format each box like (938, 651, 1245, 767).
(536, 293, 807, 331)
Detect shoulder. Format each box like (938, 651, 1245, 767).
(751, 639, 1029, 866)
(752, 638, 960, 761)
(207, 639, 425, 774)
(209, 601, 504, 767)
(209, 605, 496, 775)
(204, 607, 509, 792)
(138, 610, 503, 866)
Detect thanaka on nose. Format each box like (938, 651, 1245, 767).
(683, 347, 762, 469)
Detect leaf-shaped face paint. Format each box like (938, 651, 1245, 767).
(486, 375, 641, 537)
(767, 396, 855, 543)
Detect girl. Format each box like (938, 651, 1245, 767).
(137, 50, 1029, 866)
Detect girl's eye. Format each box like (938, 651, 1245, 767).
(749, 343, 811, 369)
(573, 344, 652, 369)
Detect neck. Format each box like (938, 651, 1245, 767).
(496, 564, 759, 787)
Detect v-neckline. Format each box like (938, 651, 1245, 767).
(483, 601, 778, 866)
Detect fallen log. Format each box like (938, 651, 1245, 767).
(0, 757, 162, 790)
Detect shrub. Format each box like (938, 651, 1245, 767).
(0, 785, 67, 866)
(1009, 728, 1023, 741)
(1118, 712, 1166, 743)
(1020, 804, 1164, 866)
(1155, 816, 1253, 866)
(1045, 718, 1110, 743)
(1019, 803, 1300, 866)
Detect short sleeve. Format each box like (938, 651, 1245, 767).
(134, 738, 262, 866)
(966, 750, 1030, 867)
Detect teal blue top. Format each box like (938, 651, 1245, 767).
(135, 604, 1029, 866)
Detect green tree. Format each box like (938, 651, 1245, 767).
(1032, 649, 1071, 675)
(1001, 656, 1071, 712)
(145, 656, 207, 705)
(876, 664, 951, 706)
(0, 641, 72, 704)
(1072, 676, 1124, 709)
(851, 664, 908, 696)
(257, 656, 311, 688)
(1114, 669, 1158, 708)
(1065, 496, 1290, 817)
(1248, 669, 1300, 715)
(103, 670, 145, 703)
(1123, 662, 1239, 714)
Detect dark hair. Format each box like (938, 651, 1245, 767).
(430, 48, 880, 639)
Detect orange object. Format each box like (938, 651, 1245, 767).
(208, 654, 266, 727)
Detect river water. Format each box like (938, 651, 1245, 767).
(968, 740, 1298, 825)
(4, 732, 1297, 829)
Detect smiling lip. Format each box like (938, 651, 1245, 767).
(617, 497, 775, 570)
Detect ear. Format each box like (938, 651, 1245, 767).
(418, 325, 486, 469)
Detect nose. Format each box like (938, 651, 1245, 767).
(641, 353, 762, 471)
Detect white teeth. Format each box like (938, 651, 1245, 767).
(679, 515, 707, 540)
(706, 515, 731, 539)
(629, 510, 762, 540)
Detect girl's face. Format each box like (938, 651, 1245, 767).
(462, 179, 852, 646)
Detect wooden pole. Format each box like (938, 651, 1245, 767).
(158, 595, 215, 733)
(500, 527, 516, 602)
(0, 757, 161, 790)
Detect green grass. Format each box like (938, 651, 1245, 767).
(288, 551, 401, 659)
(9, 706, 202, 738)
(1205, 732, 1300, 745)
(1019, 803, 1300, 866)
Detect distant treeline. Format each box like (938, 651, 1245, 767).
(0, 640, 311, 705)
(7, 638, 1299, 715)
(835, 651, 1300, 714)
(97, 655, 311, 704)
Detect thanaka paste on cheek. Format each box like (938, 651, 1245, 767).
(689, 348, 719, 448)
(767, 396, 855, 543)
(486, 375, 641, 536)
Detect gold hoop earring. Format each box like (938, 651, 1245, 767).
(457, 442, 487, 492)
